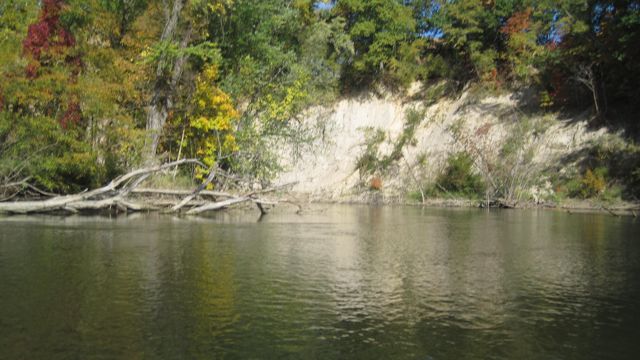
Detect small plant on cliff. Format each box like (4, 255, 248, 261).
(437, 152, 486, 198)
(355, 127, 386, 176)
(369, 177, 382, 191)
(355, 108, 424, 179)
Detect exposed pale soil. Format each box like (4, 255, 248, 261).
(275, 87, 612, 206)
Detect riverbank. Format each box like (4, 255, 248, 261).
(277, 190, 639, 217)
(274, 85, 640, 214)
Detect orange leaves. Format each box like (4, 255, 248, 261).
(501, 8, 533, 36)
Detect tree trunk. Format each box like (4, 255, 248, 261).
(144, 0, 187, 163)
(574, 63, 603, 119)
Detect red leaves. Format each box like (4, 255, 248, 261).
(547, 71, 571, 106)
(21, 0, 84, 128)
(60, 101, 82, 129)
(23, 0, 76, 62)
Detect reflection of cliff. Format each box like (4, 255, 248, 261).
(259, 207, 636, 357)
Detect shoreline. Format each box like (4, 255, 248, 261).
(1, 190, 638, 217)
(283, 192, 640, 217)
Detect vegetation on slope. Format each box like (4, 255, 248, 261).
(0, 0, 639, 203)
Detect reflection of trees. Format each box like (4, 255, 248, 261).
(1, 208, 638, 359)
(0, 220, 151, 358)
(186, 230, 237, 358)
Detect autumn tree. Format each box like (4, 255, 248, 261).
(0, 1, 91, 191)
(181, 64, 239, 182)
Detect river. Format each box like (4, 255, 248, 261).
(1, 206, 639, 359)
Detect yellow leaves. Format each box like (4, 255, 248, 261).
(185, 64, 239, 172)
(203, 63, 219, 80)
(222, 133, 239, 153)
(208, 3, 225, 16)
(207, 0, 234, 16)
(539, 90, 554, 108)
(139, 46, 151, 59)
(263, 78, 308, 122)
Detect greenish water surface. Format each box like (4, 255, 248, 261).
(1, 206, 639, 359)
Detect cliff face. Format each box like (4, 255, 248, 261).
(275, 88, 612, 203)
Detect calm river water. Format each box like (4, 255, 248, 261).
(1, 206, 639, 359)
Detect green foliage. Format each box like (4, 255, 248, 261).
(355, 108, 424, 177)
(0, 112, 102, 192)
(384, 107, 422, 165)
(142, 41, 221, 68)
(206, 0, 352, 182)
(567, 167, 608, 199)
(0, 1, 37, 42)
(580, 140, 640, 199)
(299, 16, 354, 102)
(0, 0, 146, 191)
(551, 135, 640, 201)
(437, 152, 485, 198)
(335, 0, 417, 87)
(355, 127, 386, 175)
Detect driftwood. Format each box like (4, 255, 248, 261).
(182, 182, 295, 215)
(131, 188, 234, 199)
(170, 167, 217, 212)
(186, 196, 252, 214)
(0, 159, 296, 216)
(0, 159, 202, 214)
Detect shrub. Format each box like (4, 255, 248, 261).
(437, 152, 485, 197)
(567, 167, 607, 199)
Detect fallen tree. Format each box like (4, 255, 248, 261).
(0, 159, 291, 215)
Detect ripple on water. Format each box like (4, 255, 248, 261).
(1, 207, 640, 359)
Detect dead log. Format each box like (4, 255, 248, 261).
(170, 167, 217, 212)
(64, 198, 157, 212)
(185, 196, 252, 214)
(1, 164, 297, 216)
(0, 177, 58, 200)
(0, 159, 202, 214)
(131, 188, 234, 198)
(145, 199, 210, 207)
(182, 182, 297, 215)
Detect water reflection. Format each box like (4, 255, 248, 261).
(1, 207, 639, 359)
